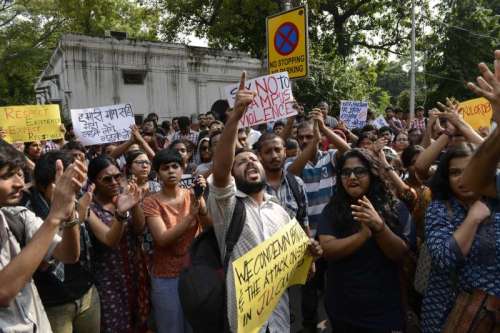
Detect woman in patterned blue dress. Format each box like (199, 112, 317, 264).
(421, 144, 496, 332)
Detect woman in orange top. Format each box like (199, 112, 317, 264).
(143, 149, 211, 333)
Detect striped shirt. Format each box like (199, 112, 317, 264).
(172, 130, 199, 146)
(286, 149, 337, 230)
(207, 176, 291, 333)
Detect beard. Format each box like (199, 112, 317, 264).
(235, 176, 266, 195)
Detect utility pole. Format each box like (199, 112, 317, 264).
(410, 0, 416, 120)
(281, 0, 291, 11)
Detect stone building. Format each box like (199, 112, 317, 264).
(35, 34, 263, 122)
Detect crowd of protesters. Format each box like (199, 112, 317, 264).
(0, 51, 499, 333)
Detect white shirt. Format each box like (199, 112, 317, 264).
(207, 176, 291, 333)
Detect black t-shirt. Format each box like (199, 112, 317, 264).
(24, 188, 94, 307)
(318, 203, 408, 330)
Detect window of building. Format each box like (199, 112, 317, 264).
(122, 70, 146, 85)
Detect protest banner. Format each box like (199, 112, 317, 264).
(372, 115, 389, 129)
(232, 220, 313, 333)
(71, 104, 135, 146)
(224, 72, 297, 128)
(0, 104, 63, 143)
(339, 100, 368, 129)
(459, 97, 493, 130)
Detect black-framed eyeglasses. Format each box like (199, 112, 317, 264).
(100, 173, 123, 183)
(340, 167, 369, 179)
(133, 160, 151, 166)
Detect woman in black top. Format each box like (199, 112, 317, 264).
(318, 149, 409, 332)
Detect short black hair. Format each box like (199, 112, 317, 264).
(255, 133, 284, 152)
(401, 145, 424, 169)
(146, 112, 159, 121)
(210, 99, 230, 123)
(285, 138, 299, 150)
(34, 150, 74, 190)
(0, 139, 25, 175)
(361, 124, 376, 133)
(178, 116, 191, 130)
(153, 149, 183, 171)
(378, 126, 392, 136)
(273, 121, 285, 129)
(63, 140, 86, 154)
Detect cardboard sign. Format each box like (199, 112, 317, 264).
(0, 105, 63, 143)
(71, 104, 135, 146)
(339, 100, 368, 129)
(267, 5, 309, 79)
(372, 115, 389, 129)
(459, 97, 493, 130)
(224, 72, 297, 128)
(232, 220, 312, 333)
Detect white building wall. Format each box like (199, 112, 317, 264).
(35, 34, 264, 121)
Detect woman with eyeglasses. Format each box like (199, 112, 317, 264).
(81, 155, 145, 332)
(318, 149, 409, 332)
(421, 144, 498, 333)
(125, 149, 160, 194)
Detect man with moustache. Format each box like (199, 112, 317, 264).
(207, 72, 321, 333)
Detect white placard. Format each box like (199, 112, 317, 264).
(71, 104, 135, 146)
(224, 72, 297, 128)
(340, 100, 368, 129)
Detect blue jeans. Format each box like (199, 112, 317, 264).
(151, 276, 192, 333)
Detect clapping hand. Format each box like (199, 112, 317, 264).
(114, 180, 143, 214)
(49, 159, 88, 224)
(351, 196, 385, 233)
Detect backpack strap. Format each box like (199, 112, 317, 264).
(222, 197, 246, 273)
(1, 208, 27, 248)
(285, 172, 307, 226)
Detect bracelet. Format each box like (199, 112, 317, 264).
(114, 211, 129, 223)
(61, 218, 80, 229)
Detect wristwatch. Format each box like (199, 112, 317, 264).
(115, 210, 130, 223)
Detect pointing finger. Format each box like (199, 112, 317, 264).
(239, 71, 246, 91)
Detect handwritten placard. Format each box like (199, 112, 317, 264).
(459, 97, 493, 130)
(0, 105, 63, 143)
(232, 220, 312, 333)
(340, 100, 368, 129)
(71, 104, 135, 146)
(224, 72, 297, 128)
(372, 115, 389, 129)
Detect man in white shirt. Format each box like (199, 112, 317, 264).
(207, 72, 321, 333)
(0, 140, 86, 333)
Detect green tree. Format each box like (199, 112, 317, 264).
(0, 0, 160, 105)
(422, 0, 500, 106)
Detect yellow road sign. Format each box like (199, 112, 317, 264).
(267, 5, 308, 79)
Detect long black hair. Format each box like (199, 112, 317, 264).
(428, 143, 475, 201)
(88, 155, 119, 183)
(323, 149, 400, 237)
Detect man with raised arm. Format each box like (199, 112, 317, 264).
(207, 72, 321, 333)
(0, 139, 87, 332)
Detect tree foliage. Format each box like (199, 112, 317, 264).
(422, 0, 500, 106)
(0, 0, 159, 105)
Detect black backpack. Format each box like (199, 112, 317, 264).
(285, 172, 307, 229)
(2, 207, 27, 248)
(179, 197, 246, 333)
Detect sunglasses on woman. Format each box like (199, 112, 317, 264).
(100, 173, 123, 183)
(340, 167, 369, 179)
